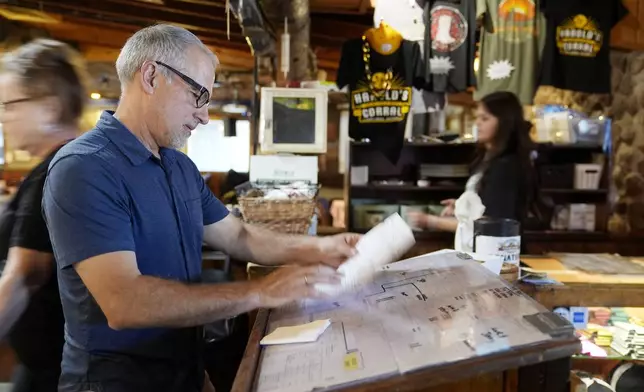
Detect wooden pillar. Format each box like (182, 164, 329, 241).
(262, 0, 313, 83)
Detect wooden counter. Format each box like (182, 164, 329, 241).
(520, 256, 644, 309)
(233, 310, 578, 392)
(407, 231, 644, 257)
(234, 254, 580, 392)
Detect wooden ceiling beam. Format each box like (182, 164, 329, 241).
(359, 0, 372, 13)
(80, 45, 122, 63)
(10, 0, 244, 38)
(169, 0, 226, 9)
(80, 44, 254, 70)
(310, 16, 370, 39)
(41, 20, 255, 70)
(100, 0, 229, 21)
(42, 17, 250, 51)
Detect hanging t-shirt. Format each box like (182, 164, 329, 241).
(428, 0, 478, 92)
(373, 0, 426, 42)
(373, 0, 448, 119)
(474, 0, 546, 104)
(538, 0, 628, 94)
(336, 38, 425, 164)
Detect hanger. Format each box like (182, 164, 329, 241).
(364, 19, 403, 55)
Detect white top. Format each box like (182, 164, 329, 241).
(465, 172, 482, 192)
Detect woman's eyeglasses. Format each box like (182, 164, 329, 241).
(0, 98, 34, 116)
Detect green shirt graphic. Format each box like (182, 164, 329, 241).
(474, 0, 546, 104)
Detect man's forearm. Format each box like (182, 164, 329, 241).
(227, 223, 320, 266)
(108, 276, 262, 330)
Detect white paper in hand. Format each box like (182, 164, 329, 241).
(316, 213, 415, 296)
(260, 319, 331, 346)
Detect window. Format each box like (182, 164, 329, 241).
(186, 119, 250, 172)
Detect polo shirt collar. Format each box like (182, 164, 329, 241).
(96, 111, 167, 166)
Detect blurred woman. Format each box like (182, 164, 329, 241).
(0, 39, 88, 392)
(409, 91, 537, 233)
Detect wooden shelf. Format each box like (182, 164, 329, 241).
(542, 189, 608, 194)
(351, 184, 463, 191)
(352, 186, 608, 194)
(537, 143, 604, 152)
(351, 184, 464, 199)
(347, 136, 613, 248)
(351, 141, 476, 147)
(350, 141, 603, 151)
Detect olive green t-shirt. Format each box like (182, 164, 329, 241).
(474, 0, 546, 104)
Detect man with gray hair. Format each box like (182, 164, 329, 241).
(43, 24, 359, 392)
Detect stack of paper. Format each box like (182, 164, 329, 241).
(610, 308, 630, 324)
(260, 319, 331, 346)
(629, 316, 644, 327)
(584, 324, 613, 347)
(315, 213, 415, 296)
(611, 322, 644, 358)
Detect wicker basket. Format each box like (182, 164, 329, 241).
(238, 197, 316, 234)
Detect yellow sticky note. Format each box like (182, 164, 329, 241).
(343, 352, 361, 370)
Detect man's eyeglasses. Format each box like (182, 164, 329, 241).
(155, 61, 210, 108)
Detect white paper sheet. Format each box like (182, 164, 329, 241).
(260, 319, 331, 346)
(385, 249, 503, 275)
(256, 252, 555, 392)
(315, 213, 415, 296)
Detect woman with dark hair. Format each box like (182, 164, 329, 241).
(409, 91, 537, 233)
(0, 39, 88, 392)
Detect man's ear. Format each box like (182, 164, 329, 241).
(140, 61, 157, 94)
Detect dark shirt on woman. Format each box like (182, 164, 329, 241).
(0, 145, 66, 390)
(477, 153, 525, 223)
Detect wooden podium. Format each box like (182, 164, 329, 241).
(233, 252, 581, 392)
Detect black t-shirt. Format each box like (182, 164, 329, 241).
(538, 0, 628, 94)
(427, 0, 477, 92)
(0, 145, 66, 370)
(477, 153, 533, 253)
(337, 38, 425, 164)
(477, 154, 523, 222)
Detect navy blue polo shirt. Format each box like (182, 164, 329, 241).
(43, 111, 229, 374)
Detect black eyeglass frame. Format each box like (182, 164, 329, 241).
(0, 97, 35, 115)
(155, 61, 210, 108)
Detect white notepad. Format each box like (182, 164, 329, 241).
(260, 319, 331, 346)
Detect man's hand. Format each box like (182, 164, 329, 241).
(256, 265, 341, 308)
(204, 215, 361, 268)
(312, 233, 361, 268)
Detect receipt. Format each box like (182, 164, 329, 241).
(316, 213, 415, 296)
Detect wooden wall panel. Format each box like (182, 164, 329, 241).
(611, 0, 643, 50)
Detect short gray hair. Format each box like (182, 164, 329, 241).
(115, 24, 219, 86)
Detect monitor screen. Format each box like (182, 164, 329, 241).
(272, 97, 316, 144)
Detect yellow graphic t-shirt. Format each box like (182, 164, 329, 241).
(538, 0, 628, 94)
(337, 38, 425, 164)
(555, 14, 603, 57)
